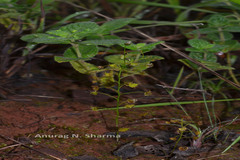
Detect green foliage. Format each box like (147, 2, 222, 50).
(0, 0, 55, 32)
(181, 13, 240, 73)
(21, 18, 162, 76)
(70, 61, 99, 74)
(180, 38, 233, 71)
(188, 39, 214, 50)
(21, 18, 134, 45)
(21, 18, 164, 129)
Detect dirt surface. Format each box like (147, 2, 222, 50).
(0, 59, 240, 160)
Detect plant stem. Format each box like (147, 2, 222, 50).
(71, 43, 90, 73)
(96, 98, 240, 111)
(123, 47, 126, 67)
(166, 89, 190, 118)
(116, 69, 122, 128)
(72, 43, 82, 58)
(226, 52, 240, 85)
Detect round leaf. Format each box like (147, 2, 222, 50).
(64, 45, 98, 59)
(188, 39, 214, 50)
(207, 14, 229, 27)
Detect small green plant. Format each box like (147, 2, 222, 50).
(179, 13, 240, 92)
(94, 41, 164, 129)
(175, 13, 240, 149)
(21, 18, 164, 130)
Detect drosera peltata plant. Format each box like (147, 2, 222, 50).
(21, 18, 164, 131)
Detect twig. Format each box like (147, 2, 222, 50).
(18, 94, 64, 99)
(0, 143, 22, 151)
(0, 99, 32, 102)
(156, 84, 211, 95)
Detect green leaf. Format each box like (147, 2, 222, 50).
(185, 47, 203, 53)
(105, 54, 163, 72)
(140, 41, 163, 53)
(138, 55, 164, 63)
(54, 47, 79, 63)
(66, 45, 98, 58)
(222, 40, 240, 51)
(105, 54, 163, 65)
(77, 45, 98, 58)
(207, 14, 229, 27)
(97, 18, 135, 34)
(54, 56, 88, 63)
(47, 22, 99, 40)
(224, 26, 240, 32)
(121, 43, 146, 50)
(189, 52, 217, 62)
(188, 28, 217, 34)
(70, 61, 98, 74)
(21, 33, 70, 44)
(120, 41, 163, 53)
(200, 61, 234, 70)
(54, 45, 98, 63)
(81, 39, 127, 46)
(86, 35, 120, 40)
(207, 32, 233, 42)
(21, 33, 49, 42)
(207, 44, 226, 53)
(187, 45, 226, 55)
(188, 39, 214, 50)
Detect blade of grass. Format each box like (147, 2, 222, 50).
(170, 66, 184, 94)
(222, 135, 240, 153)
(95, 98, 240, 111)
(107, 0, 216, 13)
(167, 0, 180, 13)
(131, 19, 206, 26)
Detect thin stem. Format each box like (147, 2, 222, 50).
(226, 52, 240, 85)
(171, 119, 185, 155)
(72, 43, 82, 58)
(166, 89, 191, 118)
(71, 43, 90, 73)
(116, 69, 122, 129)
(96, 98, 240, 111)
(123, 47, 126, 68)
(211, 96, 217, 127)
